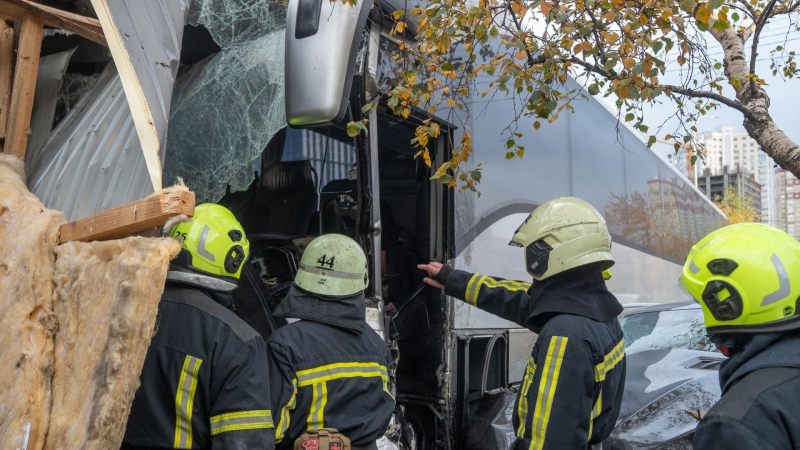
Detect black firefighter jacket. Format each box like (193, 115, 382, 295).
(266, 285, 395, 449)
(441, 262, 626, 450)
(693, 330, 800, 450)
(123, 283, 274, 449)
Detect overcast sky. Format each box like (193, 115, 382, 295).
(639, 16, 800, 143)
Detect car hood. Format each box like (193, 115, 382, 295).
(609, 348, 723, 449)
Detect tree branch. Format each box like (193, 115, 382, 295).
(773, 0, 800, 14)
(568, 56, 615, 78)
(735, 0, 758, 20)
(655, 83, 755, 119)
(751, 0, 778, 75)
(507, 1, 538, 67)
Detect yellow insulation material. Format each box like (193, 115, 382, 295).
(1, 154, 182, 449)
(44, 237, 180, 449)
(0, 155, 65, 450)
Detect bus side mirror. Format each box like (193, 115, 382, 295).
(285, 0, 371, 127)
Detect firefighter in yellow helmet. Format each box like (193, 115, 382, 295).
(681, 223, 800, 450)
(266, 234, 394, 450)
(123, 204, 274, 450)
(420, 197, 625, 450)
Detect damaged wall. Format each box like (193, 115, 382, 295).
(0, 155, 65, 450)
(44, 237, 180, 450)
(1, 154, 181, 449)
(164, 0, 287, 203)
(27, 64, 154, 222)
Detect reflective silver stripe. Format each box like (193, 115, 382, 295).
(174, 356, 202, 448)
(297, 363, 388, 386)
(468, 275, 485, 306)
(762, 253, 791, 306)
(166, 271, 237, 292)
(530, 336, 568, 450)
(308, 382, 326, 430)
(210, 411, 273, 435)
(276, 380, 298, 443)
(689, 241, 711, 274)
(298, 263, 363, 280)
(594, 339, 625, 382)
(197, 225, 216, 262)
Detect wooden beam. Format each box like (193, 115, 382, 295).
(0, 20, 13, 145)
(59, 190, 195, 244)
(4, 12, 42, 160)
(0, 0, 106, 47)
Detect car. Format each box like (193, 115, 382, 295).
(604, 301, 724, 449)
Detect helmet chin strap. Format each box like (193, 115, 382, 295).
(166, 270, 237, 292)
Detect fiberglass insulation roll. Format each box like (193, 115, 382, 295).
(0, 155, 66, 449)
(43, 237, 180, 449)
(1, 154, 182, 449)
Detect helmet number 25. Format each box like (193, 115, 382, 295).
(317, 255, 335, 269)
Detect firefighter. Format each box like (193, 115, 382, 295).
(681, 223, 800, 449)
(122, 204, 274, 450)
(267, 234, 394, 450)
(419, 197, 626, 450)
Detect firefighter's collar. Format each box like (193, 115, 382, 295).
(166, 270, 238, 292)
(275, 284, 366, 335)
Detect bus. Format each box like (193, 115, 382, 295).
(222, 2, 726, 448)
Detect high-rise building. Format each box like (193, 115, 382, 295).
(759, 152, 777, 226)
(697, 166, 762, 217)
(695, 127, 776, 225)
(776, 169, 800, 239)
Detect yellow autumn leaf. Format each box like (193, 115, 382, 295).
(541, 1, 553, 15)
(677, 55, 687, 65)
(623, 57, 635, 69)
(516, 51, 527, 60)
(601, 31, 619, 44)
(447, 98, 456, 107)
(696, 6, 710, 23)
(396, 22, 405, 33)
(603, 12, 616, 21)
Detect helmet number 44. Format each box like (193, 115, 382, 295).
(317, 255, 335, 269)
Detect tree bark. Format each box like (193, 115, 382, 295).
(709, 16, 800, 177)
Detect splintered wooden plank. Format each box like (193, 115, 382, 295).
(0, 20, 12, 143)
(5, 12, 42, 159)
(58, 190, 196, 243)
(0, 0, 106, 46)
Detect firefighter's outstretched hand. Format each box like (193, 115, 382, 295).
(418, 262, 445, 290)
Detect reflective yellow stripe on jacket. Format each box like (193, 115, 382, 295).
(464, 274, 531, 306)
(516, 357, 536, 437)
(588, 390, 602, 441)
(293, 362, 391, 431)
(211, 410, 273, 435)
(594, 339, 625, 382)
(174, 355, 203, 449)
(529, 336, 569, 450)
(276, 379, 298, 443)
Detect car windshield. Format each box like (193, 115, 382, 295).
(619, 308, 719, 355)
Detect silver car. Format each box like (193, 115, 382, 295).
(605, 301, 724, 449)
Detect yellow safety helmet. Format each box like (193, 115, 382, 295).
(681, 223, 800, 334)
(510, 197, 614, 280)
(169, 204, 250, 279)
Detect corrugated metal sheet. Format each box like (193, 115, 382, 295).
(27, 64, 153, 222)
(24, 49, 74, 178)
(90, 0, 190, 190)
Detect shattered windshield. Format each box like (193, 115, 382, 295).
(620, 308, 718, 355)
